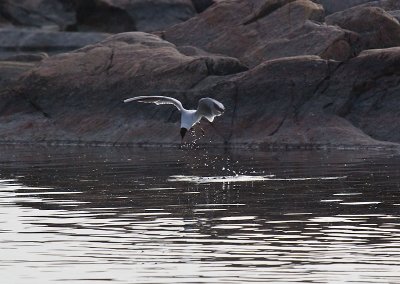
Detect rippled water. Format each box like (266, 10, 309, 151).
(1, 146, 400, 283)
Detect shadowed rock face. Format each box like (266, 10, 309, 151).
(73, 0, 197, 33)
(1, 0, 400, 148)
(73, 0, 137, 33)
(191, 0, 214, 13)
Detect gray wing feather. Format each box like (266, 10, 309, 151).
(123, 96, 183, 111)
(197, 97, 225, 122)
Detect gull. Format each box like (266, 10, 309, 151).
(123, 96, 225, 139)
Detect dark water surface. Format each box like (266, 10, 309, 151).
(1, 146, 400, 283)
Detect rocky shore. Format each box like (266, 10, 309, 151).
(0, 0, 400, 148)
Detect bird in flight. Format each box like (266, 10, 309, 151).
(123, 96, 225, 140)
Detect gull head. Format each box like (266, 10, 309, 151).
(180, 128, 188, 139)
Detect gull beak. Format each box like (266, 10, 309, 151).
(180, 128, 188, 140)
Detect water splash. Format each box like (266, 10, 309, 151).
(168, 175, 347, 184)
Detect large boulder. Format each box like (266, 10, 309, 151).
(162, 0, 360, 67)
(326, 6, 400, 50)
(224, 55, 391, 146)
(0, 32, 248, 144)
(305, 47, 400, 144)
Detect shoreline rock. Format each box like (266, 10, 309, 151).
(0, 1, 400, 148)
(0, 31, 399, 148)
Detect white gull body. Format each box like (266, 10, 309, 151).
(123, 96, 225, 138)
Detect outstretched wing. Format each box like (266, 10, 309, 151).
(197, 97, 225, 122)
(124, 96, 183, 112)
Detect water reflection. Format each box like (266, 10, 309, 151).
(0, 146, 400, 283)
